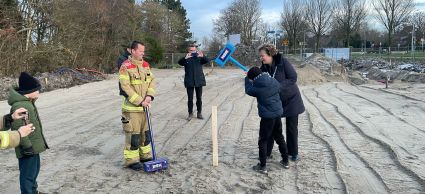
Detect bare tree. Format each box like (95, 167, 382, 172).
(413, 11, 425, 43)
(333, 0, 367, 47)
(202, 34, 225, 53)
(373, 0, 414, 50)
(280, 0, 307, 53)
(305, 0, 333, 52)
(256, 22, 271, 45)
(213, 0, 261, 45)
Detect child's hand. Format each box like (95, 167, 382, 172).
(18, 124, 34, 138)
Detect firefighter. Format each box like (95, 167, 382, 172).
(119, 41, 156, 171)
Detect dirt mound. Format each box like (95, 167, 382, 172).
(297, 64, 326, 86)
(348, 71, 367, 85)
(298, 54, 348, 84)
(0, 67, 107, 101)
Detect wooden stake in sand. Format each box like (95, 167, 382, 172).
(211, 106, 218, 166)
(386, 59, 391, 89)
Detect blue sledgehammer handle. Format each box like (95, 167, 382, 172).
(144, 106, 157, 161)
(229, 57, 249, 72)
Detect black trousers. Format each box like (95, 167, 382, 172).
(18, 154, 40, 194)
(259, 117, 288, 167)
(267, 115, 299, 157)
(186, 86, 203, 114)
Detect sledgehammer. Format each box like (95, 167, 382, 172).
(215, 43, 249, 72)
(143, 106, 168, 172)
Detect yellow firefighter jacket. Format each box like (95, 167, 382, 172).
(119, 56, 156, 112)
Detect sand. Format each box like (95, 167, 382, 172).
(0, 68, 424, 193)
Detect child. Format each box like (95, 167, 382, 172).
(8, 72, 48, 194)
(245, 67, 289, 174)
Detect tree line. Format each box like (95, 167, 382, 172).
(0, 0, 192, 75)
(209, 0, 424, 54)
(1, 0, 424, 76)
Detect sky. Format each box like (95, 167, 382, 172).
(180, 0, 425, 41)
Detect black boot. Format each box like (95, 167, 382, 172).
(197, 112, 204, 120)
(280, 160, 289, 169)
(187, 113, 193, 121)
(252, 163, 268, 174)
(140, 158, 153, 163)
(129, 162, 144, 171)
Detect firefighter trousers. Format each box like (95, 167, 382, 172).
(121, 112, 152, 166)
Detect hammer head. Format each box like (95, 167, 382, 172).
(215, 43, 236, 67)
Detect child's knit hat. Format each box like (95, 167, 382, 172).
(17, 72, 41, 95)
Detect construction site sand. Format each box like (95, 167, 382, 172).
(0, 68, 424, 193)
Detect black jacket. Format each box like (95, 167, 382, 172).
(245, 73, 283, 119)
(260, 53, 305, 117)
(117, 50, 130, 97)
(178, 55, 209, 87)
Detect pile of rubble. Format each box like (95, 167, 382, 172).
(0, 67, 108, 101)
(397, 63, 425, 73)
(339, 59, 425, 84)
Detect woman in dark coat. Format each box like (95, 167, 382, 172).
(258, 44, 305, 161)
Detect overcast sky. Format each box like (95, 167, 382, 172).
(180, 0, 425, 40)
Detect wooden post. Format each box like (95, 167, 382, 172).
(44, 78, 48, 86)
(211, 106, 218, 166)
(386, 60, 391, 89)
(386, 75, 390, 89)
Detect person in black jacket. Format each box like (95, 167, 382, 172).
(117, 45, 131, 98)
(258, 44, 305, 162)
(178, 44, 209, 120)
(245, 67, 289, 174)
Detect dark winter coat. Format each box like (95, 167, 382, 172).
(245, 73, 283, 119)
(7, 89, 49, 159)
(260, 53, 305, 117)
(117, 50, 130, 97)
(178, 55, 209, 87)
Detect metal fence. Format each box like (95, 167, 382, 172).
(279, 46, 425, 63)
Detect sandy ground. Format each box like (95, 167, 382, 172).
(0, 68, 424, 193)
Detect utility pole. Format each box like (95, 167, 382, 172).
(300, 31, 306, 60)
(303, 30, 306, 55)
(412, 23, 415, 63)
(362, 29, 367, 60)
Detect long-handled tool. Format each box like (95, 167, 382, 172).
(143, 106, 168, 172)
